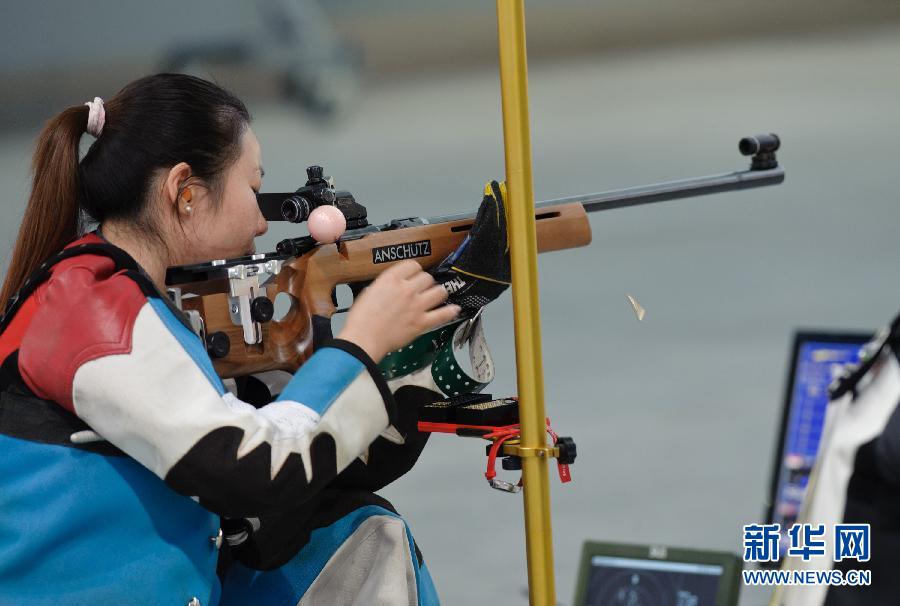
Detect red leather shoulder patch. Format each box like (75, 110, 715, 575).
(1, 233, 108, 370)
(18, 249, 147, 412)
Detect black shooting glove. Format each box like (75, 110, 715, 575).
(431, 180, 511, 316)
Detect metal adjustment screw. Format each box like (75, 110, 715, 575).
(306, 165, 324, 181)
(556, 436, 577, 465)
(206, 332, 231, 359)
(250, 296, 275, 323)
(502, 456, 522, 471)
(210, 528, 224, 550)
(187, 598, 201, 606)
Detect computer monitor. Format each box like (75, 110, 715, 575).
(764, 330, 871, 555)
(573, 542, 742, 606)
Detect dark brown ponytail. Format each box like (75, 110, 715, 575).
(0, 106, 88, 305)
(1, 74, 250, 308)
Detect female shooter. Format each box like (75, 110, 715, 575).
(0, 74, 508, 606)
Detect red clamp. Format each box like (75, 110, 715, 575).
(419, 417, 576, 493)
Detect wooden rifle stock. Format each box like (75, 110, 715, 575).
(178, 202, 591, 378)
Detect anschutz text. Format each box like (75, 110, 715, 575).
(372, 240, 432, 264)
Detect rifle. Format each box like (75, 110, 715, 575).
(164, 134, 783, 380)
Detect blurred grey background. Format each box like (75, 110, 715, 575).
(3, 2, 900, 605)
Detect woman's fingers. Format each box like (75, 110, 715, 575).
(406, 268, 437, 292)
(386, 259, 423, 279)
(420, 283, 450, 310)
(422, 304, 462, 331)
(337, 260, 464, 361)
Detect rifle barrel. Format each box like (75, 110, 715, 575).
(426, 166, 783, 225)
(538, 166, 785, 214)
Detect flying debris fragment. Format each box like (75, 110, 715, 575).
(626, 294, 646, 321)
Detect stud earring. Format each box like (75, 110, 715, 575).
(181, 188, 193, 215)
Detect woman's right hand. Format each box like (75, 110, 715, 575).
(336, 260, 461, 363)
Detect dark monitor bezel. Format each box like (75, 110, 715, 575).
(573, 541, 742, 606)
(762, 330, 872, 549)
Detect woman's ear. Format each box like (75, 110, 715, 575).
(163, 162, 193, 212)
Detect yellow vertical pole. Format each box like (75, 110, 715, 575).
(495, 2, 557, 605)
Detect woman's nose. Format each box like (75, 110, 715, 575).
(256, 212, 269, 237)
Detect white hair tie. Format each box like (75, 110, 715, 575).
(85, 97, 105, 138)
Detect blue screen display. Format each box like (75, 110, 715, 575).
(771, 338, 868, 545)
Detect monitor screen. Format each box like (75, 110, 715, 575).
(767, 332, 871, 552)
(582, 555, 723, 605)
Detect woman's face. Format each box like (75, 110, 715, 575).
(182, 128, 268, 263)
